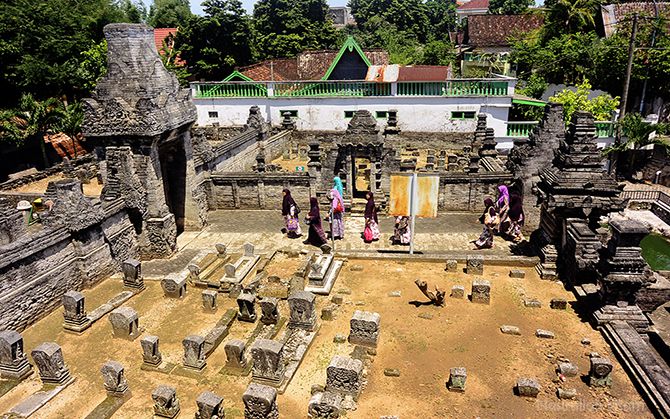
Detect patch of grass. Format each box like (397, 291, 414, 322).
(641, 233, 670, 271)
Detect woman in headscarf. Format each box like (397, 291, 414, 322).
(304, 197, 331, 252)
(328, 187, 345, 240)
(506, 192, 525, 242)
(333, 176, 344, 198)
(496, 184, 510, 232)
(391, 216, 411, 245)
(281, 189, 301, 238)
(475, 198, 498, 249)
(363, 191, 380, 242)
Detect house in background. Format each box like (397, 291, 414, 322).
(456, 0, 490, 22)
(153, 27, 184, 66)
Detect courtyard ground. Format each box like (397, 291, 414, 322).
(0, 254, 652, 418)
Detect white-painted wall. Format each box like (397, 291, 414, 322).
(193, 96, 513, 138)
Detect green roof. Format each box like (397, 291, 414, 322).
(223, 70, 255, 82)
(512, 94, 546, 107)
(322, 36, 371, 81)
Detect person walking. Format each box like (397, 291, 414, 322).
(475, 198, 498, 249)
(304, 197, 331, 252)
(363, 192, 380, 243)
(328, 187, 345, 240)
(333, 176, 344, 198)
(496, 184, 510, 232)
(506, 192, 525, 243)
(281, 189, 301, 238)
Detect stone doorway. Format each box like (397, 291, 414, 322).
(158, 141, 187, 235)
(352, 156, 371, 198)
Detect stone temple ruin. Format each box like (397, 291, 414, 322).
(0, 22, 669, 418)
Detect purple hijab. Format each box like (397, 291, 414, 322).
(497, 185, 509, 208)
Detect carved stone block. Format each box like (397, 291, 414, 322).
(243, 382, 278, 419)
(0, 330, 33, 380)
(288, 291, 317, 331)
(260, 298, 279, 325)
(326, 355, 363, 396)
(588, 357, 613, 387)
(109, 306, 140, 340)
(152, 385, 180, 418)
(31, 342, 71, 385)
(471, 279, 490, 304)
(237, 292, 257, 322)
(122, 258, 144, 290)
(447, 367, 467, 392)
(162, 273, 187, 299)
(225, 339, 247, 369)
(100, 360, 129, 396)
(202, 290, 218, 311)
(183, 335, 206, 370)
(308, 391, 342, 419)
(516, 378, 540, 398)
(62, 290, 91, 332)
(348, 310, 380, 347)
(141, 335, 162, 366)
(251, 339, 285, 386)
(466, 255, 484, 275)
(196, 391, 225, 419)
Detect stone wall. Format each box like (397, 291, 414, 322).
(208, 173, 312, 210)
(0, 155, 97, 191)
(439, 173, 514, 211)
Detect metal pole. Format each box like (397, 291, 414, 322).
(409, 173, 417, 255)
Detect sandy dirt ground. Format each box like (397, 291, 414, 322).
(0, 259, 653, 418)
(9, 174, 102, 197)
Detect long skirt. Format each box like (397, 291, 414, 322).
(331, 212, 345, 239)
(508, 219, 524, 242)
(475, 225, 494, 248)
(308, 222, 328, 246)
(285, 215, 302, 238)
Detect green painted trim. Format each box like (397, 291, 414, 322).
(512, 98, 546, 107)
(322, 36, 372, 81)
(223, 70, 254, 82)
(450, 111, 477, 120)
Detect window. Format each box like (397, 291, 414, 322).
(280, 110, 298, 118)
(375, 111, 388, 119)
(208, 111, 218, 118)
(451, 111, 476, 120)
(344, 110, 355, 118)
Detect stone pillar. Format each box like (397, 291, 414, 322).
(251, 339, 285, 387)
(237, 292, 257, 322)
(202, 290, 218, 311)
(348, 310, 380, 347)
(325, 355, 363, 397)
(100, 360, 129, 396)
(243, 383, 279, 419)
(122, 259, 145, 291)
(109, 307, 140, 340)
(152, 385, 181, 418)
(62, 290, 91, 332)
(141, 335, 162, 366)
(0, 330, 33, 380)
(196, 391, 225, 419)
(260, 297, 280, 325)
(183, 335, 207, 370)
(288, 291, 317, 331)
(31, 342, 71, 385)
(307, 139, 322, 189)
(225, 339, 247, 369)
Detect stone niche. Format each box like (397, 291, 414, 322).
(82, 23, 204, 259)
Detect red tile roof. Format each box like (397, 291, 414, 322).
(467, 14, 544, 47)
(397, 65, 452, 81)
(601, 2, 670, 37)
(458, 0, 490, 11)
(153, 28, 185, 66)
(239, 59, 299, 81)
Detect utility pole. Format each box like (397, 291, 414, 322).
(611, 13, 638, 176)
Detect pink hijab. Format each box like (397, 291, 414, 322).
(497, 185, 509, 207)
(330, 188, 343, 210)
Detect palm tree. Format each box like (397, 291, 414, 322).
(1, 94, 63, 168)
(544, 0, 601, 38)
(58, 102, 84, 159)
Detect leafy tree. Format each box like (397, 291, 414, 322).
(1, 94, 64, 167)
(252, 0, 338, 59)
(425, 0, 458, 38)
(422, 40, 456, 66)
(58, 102, 84, 159)
(74, 40, 108, 93)
(543, 0, 601, 39)
(158, 34, 191, 86)
(348, 0, 430, 42)
(117, 0, 147, 23)
(148, 0, 192, 28)
(489, 0, 533, 15)
(517, 73, 547, 99)
(618, 113, 670, 150)
(549, 79, 619, 124)
(175, 0, 252, 79)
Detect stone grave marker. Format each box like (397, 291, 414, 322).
(109, 307, 140, 340)
(0, 330, 33, 380)
(466, 255, 483, 275)
(237, 292, 257, 322)
(141, 335, 162, 366)
(225, 339, 247, 369)
(348, 310, 380, 347)
(161, 273, 187, 298)
(152, 385, 180, 418)
(251, 339, 285, 387)
(288, 291, 317, 331)
(471, 279, 491, 304)
(196, 391, 224, 419)
(100, 360, 129, 397)
(183, 335, 207, 370)
(122, 259, 144, 290)
(202, 290, 218, 311)
(260, 297, 280, 325)
(31, 342, 71, 385)
(243, 382, 279, 419)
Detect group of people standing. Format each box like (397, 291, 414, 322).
(474, 185, 525, 249)
(281, 177, 407, 249)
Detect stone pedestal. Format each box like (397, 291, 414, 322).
(141, 335, 162, 366)
(0, 330, 33, 380)
(183, 335, 206, 370)
(196, 391, 224, 419)
(101, 360, 129, 396)
(251, 339, 285, 387)
(62, 290, 91, 333)
(348, 310, 380, 347)
(152, 385, 180, 418)
(288, 291, 317, 331)
(243, 383, 279, 419)
(31, 342, 71, 385)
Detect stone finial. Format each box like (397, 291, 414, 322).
(141, 335, 162, 366)
(183, 335, 206, 370)
(109, 306, 140, 340)
(348, 310, 381, 347)
(243, 383, 279, 419)
(0, 330, 33, 380)
(251, 339, 285, 386)
(62, 290, 91, 332)
(260, 298, 280, 325)
(326, 355, 363, 396)
(31, 342, 71, 385)
(100, 360, 129, 396)
(196, 391, 225, 419)
(225, 339, 247, 369)
(288, 291, 317, 331)
(152, 385, 181, 418)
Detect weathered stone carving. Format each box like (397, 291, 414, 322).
(347, 110, 378, 135)
(348, 310, 380, 347)
(288, 291, 317, 331)
(326, 355, 363, 396)
(0, 197, 26, 245)
(237, 292, 257, 322)
(466, 255, 483, 275)
(251, 339, 285, 386)
(308, 391, 342, 418)
(122, 259, 145, 291)
(196, 391, 225, 419)
(260, 297, 280, 325)
(0, 330, 33, 380)
(183, 335, 207, 370)
(162, 273, 187, 298)
(109, 306, 140, 340)
(141, 335, 162, 366)
(31, 342, 71, 385)
(245, 106, 269, 140)
(42, 179, 105, 233)
(243, 382, 279, 419)
(471, 279, 491, 304)
(202, 290, 218, 311)
(62, 290, 91, 332)
(152, 385, 181, 418)
(100, 360, 129, 396)
(225, 339, 247, 369)
(588, 356, 613, 388)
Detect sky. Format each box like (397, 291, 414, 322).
(141, 0, 349, 16)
